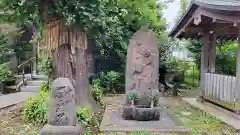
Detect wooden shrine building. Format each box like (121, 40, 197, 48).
(169, 0, 240, 114)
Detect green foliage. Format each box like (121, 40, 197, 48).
(184, 63, 200, 86)
(187, 39, 202, 70)
(216, 41, 237, 75)
(99, 71, 120, 93)
(127, 90, 137, 101)
(166, 58, 190, 72)
(175, 0, 189, 24)
(38, 82, 50, 92)
(23, 90, 49, 125)
(0, 35, 8, 52)
(91, 78, 104, 106)
(38, 56, 54, 76)
(84, 129, 95, 135)
(187, 40, 238, 76)
(1, 0, 170, 80)
(0, 63, 12, 82)
(24, 86, 100, 129)
(0, 34, 14, 64)
(76, 107, 99, 128)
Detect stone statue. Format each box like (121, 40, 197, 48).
(125, 27, 159, 106)
(123, 27, 161, 121)
(40, 78, 84, 135)
(48, 78, 76, 126)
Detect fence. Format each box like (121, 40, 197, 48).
(204, 73, 236, 109)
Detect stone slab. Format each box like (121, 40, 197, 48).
(40, 124, 84, 135)
(182, 98, 240, 130)
(100, 105, 189, 133)
(0, 92, 36, 109)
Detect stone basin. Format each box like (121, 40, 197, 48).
(122, 105, 161, 121)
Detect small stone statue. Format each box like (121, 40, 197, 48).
(49, 78, 76, 126)
(40, 77, 84, 135)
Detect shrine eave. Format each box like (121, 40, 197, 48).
(169, 0, 240, 40)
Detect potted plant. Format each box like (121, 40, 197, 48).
(127, 90, 137, 106)
(148, 89, 160, 108)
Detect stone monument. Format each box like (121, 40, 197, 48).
(122, 27, 161, 121)
(40, 78, 84, 135)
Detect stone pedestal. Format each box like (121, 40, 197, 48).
(122, 105, 161, 121)
(40, 124, 84, 135)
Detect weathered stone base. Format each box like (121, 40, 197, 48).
(40, 124, 84, 135)
(122, 105, 161, 121)
(100, 105, 189, 133)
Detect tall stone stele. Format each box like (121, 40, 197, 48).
(122, 27, 160, 121)
(40, 78, 84, 135)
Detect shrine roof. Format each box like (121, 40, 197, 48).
(169, 0, 240, 40)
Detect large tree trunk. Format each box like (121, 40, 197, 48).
(52, 44, 99, 112)
(75, 48, 99, 112)
(52, 44, 75, 82)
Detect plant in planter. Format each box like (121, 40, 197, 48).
(127, 90, 138, 106)
(148, 89, 160, 108)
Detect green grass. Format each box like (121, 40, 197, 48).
(165, 99, 235, 134)
(184, 75, 199, 86)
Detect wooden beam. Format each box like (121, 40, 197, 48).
(173, 8, 202, 38)
(215, 27, 238, 37)
(200, 7, 240, 23)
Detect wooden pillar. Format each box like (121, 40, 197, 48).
(235, 28, 240, 114)
(209, 34, 216, 73)
(199, 34, 210, 100)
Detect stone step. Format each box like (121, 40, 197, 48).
(20, 85, 40, 92)
(32, 74, 48, 80)
(15, 74, 47, 81)
(27, 80, 45, 86)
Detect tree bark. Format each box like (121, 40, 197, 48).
(52, 44, 99, 112)
(75, 48, 99, 112)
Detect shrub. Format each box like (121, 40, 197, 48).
(84, 129, 94, 135)
(23, 90, 49, 125)
(24, 85, 100, 129)
(38, 56, 53, 76)
(99, 71, 120, 93)
(76, 107, 99, 128)
(91, 78, 104, 106)
(0, 64, 12, 82)
(38, 82, 50, 92)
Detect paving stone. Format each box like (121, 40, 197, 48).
(0, 92, 36, 109)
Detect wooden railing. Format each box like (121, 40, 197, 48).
(17, 57, 36, 85)
(204, 73, 236, 108)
